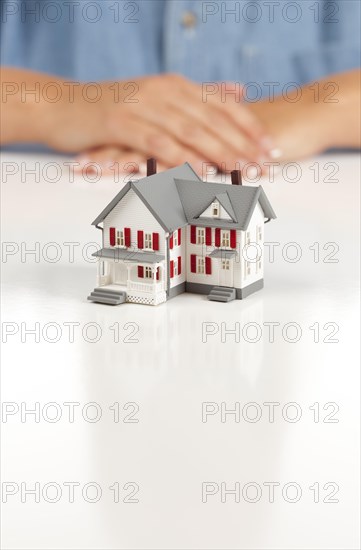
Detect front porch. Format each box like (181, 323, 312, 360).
(91, 248, 167, 306)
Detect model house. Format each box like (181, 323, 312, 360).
(88, 160, 276, 305)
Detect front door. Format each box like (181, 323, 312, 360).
(219, 259, 233, 287)
(113, 263, 127, 285)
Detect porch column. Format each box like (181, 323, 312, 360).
(126, 264, 131, 289)
(97, 259, 101, 286)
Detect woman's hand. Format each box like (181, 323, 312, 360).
(248, 70, 361, 162)
(55, 73, 276, 171)
(1, 69, 276, 171)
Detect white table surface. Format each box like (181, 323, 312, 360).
(1, 152, 360, 550)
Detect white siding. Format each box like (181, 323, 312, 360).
(169, 228, 186, 288)
(185, 204, 265, 290)
(103, 189, 165, 254)
(185, 226, 226, 287)
(236, 203, 265, 289)
(100, 189, 265, 294)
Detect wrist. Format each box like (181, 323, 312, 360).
(303, 84, 334, 151)
(41, 80, 109, 152)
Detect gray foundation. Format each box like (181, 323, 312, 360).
(168, 282, 186, 299)
(185, 279, 264, 300)
(235, 279, 264, 299)
(185, 282, 214, 295)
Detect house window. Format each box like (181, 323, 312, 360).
(197, 227, 205, 245)
(197, 257, 205, 274)
(174, 261, 179, 276)
(144, 267, 153, 279)
(221, 230, 230, 247)
(116, 230, 124, 247)
(173, 231, 178, 247)
(257, 226, 262, 242)
(221, 259, 230, 270)
(144, 233, 153, 250)
(212, 202, 219, 218)
(244, 258, 252, 278)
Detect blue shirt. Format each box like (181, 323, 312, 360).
(1, 0, 360, 96)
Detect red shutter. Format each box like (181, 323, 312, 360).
(137, 230, 144, 249)
(230, 229, 236, 249)
(109, 227, 116, 247)
(178, 256, 181, 275)
(169, 234, 174, 249)
(178, 228, 182, 245)
(190, 254, 196, 273)
(124, 227, 131, 247)
(206, 227, 212, 246)
(153, 232, 159, 250)
(190, 225, 196, 244)
(215, 228, 221, 247)
(206, 256, 212, 275)
(170, 260, 174, 278)
(138, 266, 144, 278)
(156, 268, 160, 281)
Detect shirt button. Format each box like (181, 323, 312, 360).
(181, 11, 197, 29)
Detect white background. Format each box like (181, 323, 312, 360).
(1, 152, 360, 549)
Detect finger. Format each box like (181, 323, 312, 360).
(75, 146, 170, 176)
(108, 115, 207, 170)
(138, 105, 261, 167)
(75, 147, 145, 175)
(127, 74, 266, 163)
(202, 81, 269, 143)
(168, 77, 274, 155)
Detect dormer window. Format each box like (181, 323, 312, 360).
(211, 202, 220, 218)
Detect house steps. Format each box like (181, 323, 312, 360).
(87, 287, 127, 305)
(207, 286, 236, 303)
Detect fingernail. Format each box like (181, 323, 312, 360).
(247, 166, 260, 180)
(269, 148, 283, 159)
(138, 161, 147, 174)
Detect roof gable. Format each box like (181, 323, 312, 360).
(92, 163, 200, 231)
(198, 192, 237, 222)
(92, 163, 276, 232)
(175, 179, 276, 230)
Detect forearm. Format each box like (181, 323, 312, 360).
(319, 69, 361, 149)
(0, 67, 107, 151)
(0, 67, 59, 145)
(248, 69, 361, 162)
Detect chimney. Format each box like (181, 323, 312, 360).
(147, 158, 157, 177)
(231, 170, 242, 185)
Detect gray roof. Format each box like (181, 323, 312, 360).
(209, 249, 237, 259)
(92, 163, 276, 232)
(175, 179, 276, 230)
(92, 163, 200, 231)
(93, 248, 164, 264)
(195, 192, 237, 222)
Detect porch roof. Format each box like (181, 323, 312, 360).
(93, 248, 165, 264)
(209, 249, 237, 259)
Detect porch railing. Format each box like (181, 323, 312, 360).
(127, 281, 164, 293)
